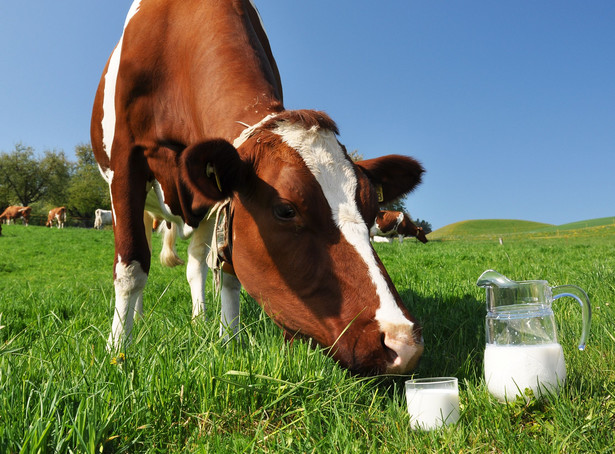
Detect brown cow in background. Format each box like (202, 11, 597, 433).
(0, 206, 31, 226)
(46, 207, 67, 228)
(370, 210, 428, 244)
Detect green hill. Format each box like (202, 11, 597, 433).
(429, 217, 615, 240)
(429, 219, 551, 240)
(539, 217, 615, 232)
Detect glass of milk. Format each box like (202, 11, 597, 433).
(405, 377, 460, 430)
(477, 270, 591, 402)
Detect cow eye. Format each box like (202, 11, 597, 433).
(273, 203, 296, 221)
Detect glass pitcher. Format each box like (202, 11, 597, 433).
(477, 270, 591, 402)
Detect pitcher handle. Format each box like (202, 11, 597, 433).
(552, 285, 592, 350)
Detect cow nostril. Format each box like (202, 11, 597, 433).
(381, 333, 399, 363)
(382, 328, 423, 374)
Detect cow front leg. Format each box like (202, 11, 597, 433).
(108, 259, 148, 350)
(134, 293, 144, 320)
(220, 272, 241, 340)
(186, 219, 215, 318)
(134, 211, 155, 320)
(107, 163, 151, 351)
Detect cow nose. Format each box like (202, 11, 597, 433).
(382, 323, 424, 374)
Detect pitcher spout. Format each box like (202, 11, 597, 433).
(476, 270, 517, 289)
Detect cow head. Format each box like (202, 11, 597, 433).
(180, 110, 424, 375)
(398, 214, 429, 244)
(415, 227, 428, 244)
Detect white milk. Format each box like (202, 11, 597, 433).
(484, 343, 566, 402)
(405, 388, 460, 430)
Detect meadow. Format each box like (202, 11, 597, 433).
(0, 222, 614, 453)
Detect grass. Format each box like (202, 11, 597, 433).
(1, 223, 614, 452)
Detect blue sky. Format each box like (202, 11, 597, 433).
(1, 1, 613, 229)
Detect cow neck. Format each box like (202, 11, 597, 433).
(209, 113, 280, 281)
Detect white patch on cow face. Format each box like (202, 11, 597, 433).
(101, 0, 142, 159)
(273, 122, 413, 331)
(233, 113, 277, 148)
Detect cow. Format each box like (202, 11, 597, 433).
(370, 211, 428, 244)
(0, 206, 31, 226)
(90, 0, 425, 375)
(94, 209, 112, 230)
(46, 206, 67, 228)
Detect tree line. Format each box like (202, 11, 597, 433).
(0, 143, 110, 227)
(1, 143, 431, 233)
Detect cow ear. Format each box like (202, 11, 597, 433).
(355, 155, 424, 203)
(180, 139, 246, 210)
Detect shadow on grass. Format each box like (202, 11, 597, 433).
(400, 288, 486, 385)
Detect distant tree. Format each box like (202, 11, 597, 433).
(348, 149, 363, 162)
(0, 179, 11, 211)
(67, 143, 110, 221)
(381, 198, 407, 213)
(414, 218, 432, 234)
(40, 149, 72, 206)
(0, 143, 70, 207)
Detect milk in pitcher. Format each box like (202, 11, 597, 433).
(484, 342, 566, 402)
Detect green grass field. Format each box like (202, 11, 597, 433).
(1, 222, 614, 452)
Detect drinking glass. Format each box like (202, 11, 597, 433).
(405, 377, 460, 430)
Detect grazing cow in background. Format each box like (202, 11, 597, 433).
(91, 0, 425, 375)
(46, 207, 67, 228)
(94, 209, 112, 229)
(371, 211, 428, 244)
(0, 206, 31, 226)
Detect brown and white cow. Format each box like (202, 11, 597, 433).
(370, 211, 428, 244)
(91, 0, 425, 375)
(46, 207, 67, 228)
(0, 206, 31, 226)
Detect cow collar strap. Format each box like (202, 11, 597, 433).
(206, 199, 235, 295)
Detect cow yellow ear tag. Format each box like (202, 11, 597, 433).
(376, 184, 384, 203)
(206, 163, 223, 192)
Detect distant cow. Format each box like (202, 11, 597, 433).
(94, 209, 112, 229)
(46, 207, 67, 228)
(0, 206, 31, 226)
(91, 0, 425, 375)
(371, 211, 428, 244)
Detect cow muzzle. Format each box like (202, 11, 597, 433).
(381, 321, 424, 374)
